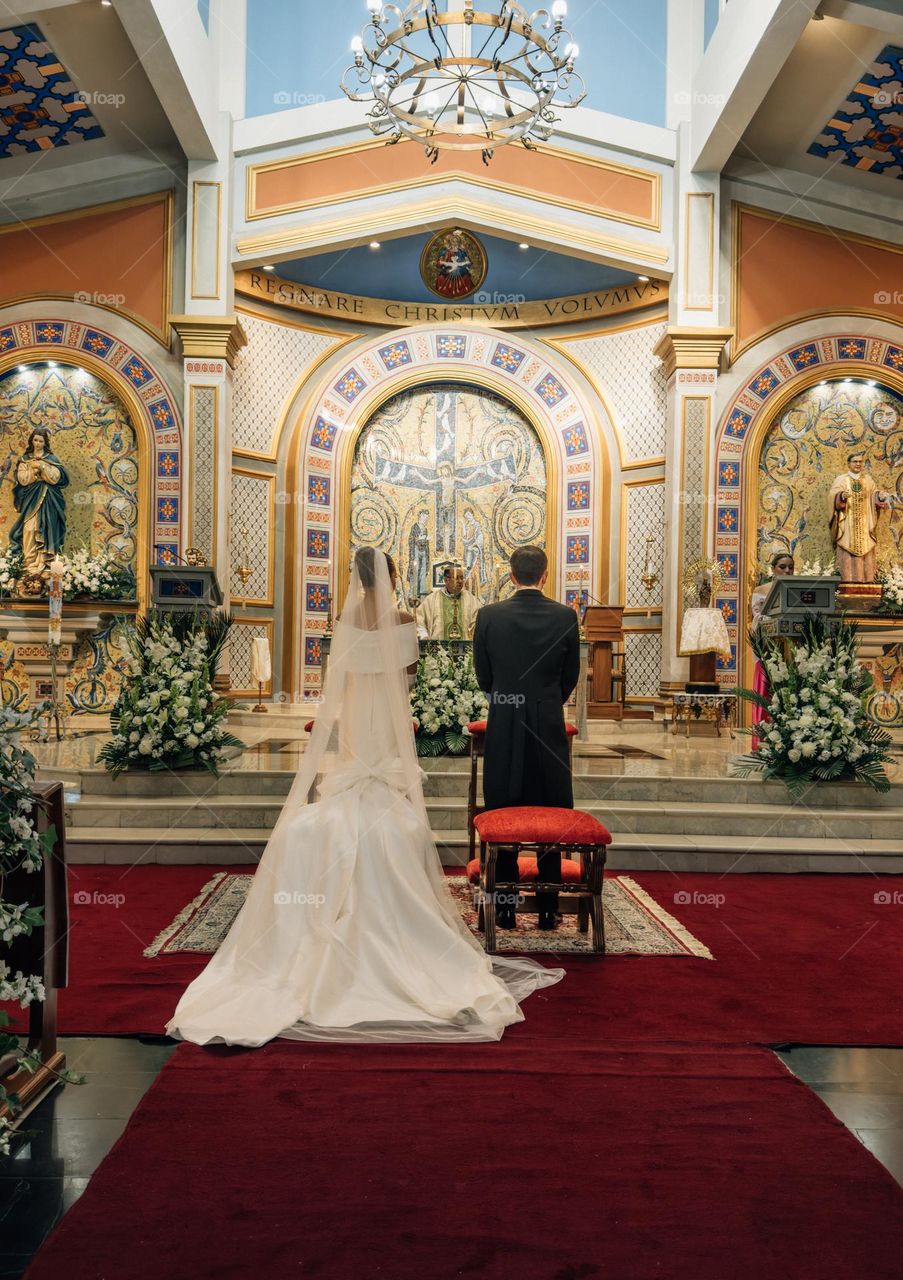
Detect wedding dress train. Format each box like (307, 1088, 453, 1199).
(167, 553, 563, 1047)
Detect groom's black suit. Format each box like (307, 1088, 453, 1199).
(473, 589, 581, 915)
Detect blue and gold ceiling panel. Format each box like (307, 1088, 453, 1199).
(808, 43, 903, 180)
(0, 23, 104, 159)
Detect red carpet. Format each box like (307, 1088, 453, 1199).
(24, 1040, 903, 1280)
(15, 864, 903, 1047)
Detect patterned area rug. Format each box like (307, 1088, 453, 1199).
(145, 873, 712, 959)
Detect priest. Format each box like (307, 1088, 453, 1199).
(417, 563, 480, 640)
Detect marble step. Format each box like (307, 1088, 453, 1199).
(65, 792, 903, 842)
(73, 766, 903, 807)
(64, 825, 903, 873)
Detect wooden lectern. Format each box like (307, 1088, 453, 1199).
(583, 605, 627, 720)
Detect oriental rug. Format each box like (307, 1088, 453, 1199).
(142, 870, 713, 959)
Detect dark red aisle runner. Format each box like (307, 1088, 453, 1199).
(24, 1041, 903, 1280)
(15, 864, 903, 1046)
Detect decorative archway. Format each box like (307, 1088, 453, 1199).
(283, 326, 612, 697)
(712, 330, 903, 690)
(0, 316, 184, 580)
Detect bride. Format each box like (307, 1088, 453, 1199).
(167, 547, 563, 1046)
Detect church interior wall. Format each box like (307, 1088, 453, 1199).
(728, 202, 903, 359)
(0, 191, 177, 347)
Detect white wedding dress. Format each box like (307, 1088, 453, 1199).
(167, 554, 563, 1047)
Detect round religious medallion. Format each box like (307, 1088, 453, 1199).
(420, 228, 488, 301)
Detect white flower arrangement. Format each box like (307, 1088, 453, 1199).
(0, 704, 74, 1156)
(0, 547, 23, 597)
(876, 564, 903, 616)
(99, 611, 243, 776)
(0, 545, 134, 600)
(410, 644, 487, 756)
(795, 557, 837, 577)
(735, 615, 893, 794)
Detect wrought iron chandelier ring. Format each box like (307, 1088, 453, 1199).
(341, 1, 586, 163)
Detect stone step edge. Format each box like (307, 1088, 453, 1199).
(65, 795, 903, 821)
(64, 827, 903, 856)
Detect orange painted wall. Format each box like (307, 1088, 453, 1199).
(0, 193, 172, 339)
(735, 205, 903, 350)
(252, 140, 658, 228)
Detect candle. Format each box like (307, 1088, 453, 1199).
(48, 556, 64, 647)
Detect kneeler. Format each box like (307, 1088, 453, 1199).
(470, 806, 611, 954)
(465, 719, 579, 862)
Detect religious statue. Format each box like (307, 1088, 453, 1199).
(828, 451, 888, 583)
(9, 427, 69, 586)
(407, 508, 431, 601)
(418, 563, 481, 641)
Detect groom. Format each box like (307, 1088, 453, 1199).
(473, 545, 581, 930)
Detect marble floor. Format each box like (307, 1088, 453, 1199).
(32, 712, 903, 789)
(2, 1038, 901, 1277)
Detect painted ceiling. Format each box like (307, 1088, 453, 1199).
(274, 230, 641, 304)
(0, 24, 104, 160)
(808, 43, 903, 180)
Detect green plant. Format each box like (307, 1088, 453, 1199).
(98, 610, 244, 777)
(733, 614, 893, 795)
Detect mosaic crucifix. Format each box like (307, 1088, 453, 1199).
(373, 388, 516, 559)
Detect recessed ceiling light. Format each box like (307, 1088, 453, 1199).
(18, 364, 29, 373)
(518, 242, 529, 250)
(101, 1, 112, 7)
(868, 380, 876, 387)
(262, 264, 275, 272)
(369, 241, 381, 250)
(637, 274, 649, 282)
(47, 361, 57, 368)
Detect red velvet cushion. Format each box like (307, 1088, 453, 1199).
(466, 856, 584, 884)
(473, 807, 611, 846)
(467, 720, 578, 736)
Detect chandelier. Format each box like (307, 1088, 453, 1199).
(341, 0, 586, 163)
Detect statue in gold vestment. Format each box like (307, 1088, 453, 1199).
(828, 451, 888, 583)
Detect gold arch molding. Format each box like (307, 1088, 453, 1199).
(236, 268, 668, 333)
(0, 347, 156, 608)
(280, 344, 612, 699)
(736, 361, 903, 697)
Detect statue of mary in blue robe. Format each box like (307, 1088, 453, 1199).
(9, 428, 69, 574)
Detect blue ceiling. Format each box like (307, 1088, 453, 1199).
(273, 230, 640, 303)
(0, 24, 104, 160)
(245, 0, 668, 126)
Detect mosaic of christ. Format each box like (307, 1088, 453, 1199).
(350, 383, 547, 605)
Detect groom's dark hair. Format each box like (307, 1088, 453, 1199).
(510, 545, 547, 586)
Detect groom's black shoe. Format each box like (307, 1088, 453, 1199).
(537, 910, 558, 931)
(496, 905, 517, 929)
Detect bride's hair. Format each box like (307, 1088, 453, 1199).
(356, 546, 396, 589)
